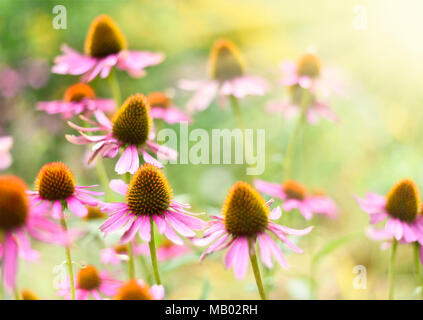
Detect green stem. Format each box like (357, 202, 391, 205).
(413, 242, 423, 299)
(249, 239, 266, 300)
(388, 238, 398, 300)
(149, 216, 162, 285)
(107, 69, 121, 107)
(127, 242, 135, 279)
(229, 95, 244, 129)
(60, 212, 75, 300)
(283, 89, 310, 180)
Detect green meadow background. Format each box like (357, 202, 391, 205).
(1, 0, 423, 299)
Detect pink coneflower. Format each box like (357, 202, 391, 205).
(100, 164, 205, 283)
(0, 136, 13, 170)
(147, 92, 192, 124)
(52, 15, 164, 82)
(357, 179, 423, 245)
(195, 181, 312, 299)
(0, 175, 67, 290)
(279, 53, 343, 95)
(0, 66, 23, 99)
(179, 39, 268, 113)
(254, 179, 338, 220)
(27, 162, 103, 219)
(57, 265, 121, 300)
(266, 95, 338, 125)
(66, 94, 177, 175)
(356, 178, 423, 299)
(114, 279, 164, 300)
(37, 83, 115, 119)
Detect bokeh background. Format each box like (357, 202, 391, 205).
(1, 0, 423, 299)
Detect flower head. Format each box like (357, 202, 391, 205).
(195, 181, 313, 279)
(66, 94, 177, 174)
(28, 162, 103, 219)
(147, 92, 192, 124)
(357, 179, 423, 248)
(100, 164, 205, 245)
(52, 14, 164, 82)
(57, 264, 121, 300)
(21, 289, 39, 300)
(114, 279, 164, 300)
(0, 136, 13, 170)
(179, 39, 268, 113)
(254, 179, 338, 220)
(37, 83, 115, 119)
(0, 175, 67, 290)
(84, 205, 107, 221)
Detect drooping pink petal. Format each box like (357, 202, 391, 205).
(2, 233, 19, 290)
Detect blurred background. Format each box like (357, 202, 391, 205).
(1, 0, 423, 299)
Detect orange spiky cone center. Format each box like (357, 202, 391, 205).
(385, 179, 419, 222)
(283, 180, 307, 200)
(84, 14, 127, 58)
(63, 83, 96, 103)
(297, 53, 321, 78)
(114, 280, 153, 300)
(112, 94, 152, 146)
(126, 164, 173, 216)
(209, 39, 245, 80)
(0, 175, 29, 231)
(77, 265, 102, 290)
(35, 162, 75, 201)
(223, 181, 269, 237)
(114, 244, 128, 254)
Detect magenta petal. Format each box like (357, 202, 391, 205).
(138, 215, 151, 242)
(109, 179, 128, 195)
(67, 197, 88, 217)
(257, 233, 273, 268)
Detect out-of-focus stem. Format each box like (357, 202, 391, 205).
(283, 89, 310, 180)
(127, 242, 135, 279)
(388, 238, 398, 300)
(107, 69, 121, 107)
(229, 95, 244, 129)
(95, 158, 112, 201)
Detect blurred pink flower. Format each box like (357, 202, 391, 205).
(195, 182, 312, 279)
(101, 240, 191, 265)
(279, 53, 344, 96)
(52, 15, 164, 82)
(255, 179, 338, 220)
(147, 92, 192, 124)
(37, 83, 115, 119)
(356, 179, 423, 262)
(27, 162, 103, 219)
(179, 39, 269, 113)
(57, 265, 121, 300)
(0, 176, 68, 291)
(100, 164, 205, 245)
(66, 94, 177, 175)
(0, 67, 24, 99)
(0, 136, 13, 170)
(19, 59, 50, 89)
(266, 99, 338, 125)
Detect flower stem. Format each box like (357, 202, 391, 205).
(413, 242, 423, 299)
(248, 239, 266, 300)
(148, 216, 162, 285)
(107, 69, 121, 107)
(283, 89, 311, 180)
(388, 238, 398, 300)
(229, 95, 244, 129)
(60, 211, 75, 300)
(127, 241, 135, 279)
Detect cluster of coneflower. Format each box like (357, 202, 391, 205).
(0, 14, 420, 301)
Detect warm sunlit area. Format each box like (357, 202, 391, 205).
(1, 0, 423, 301)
